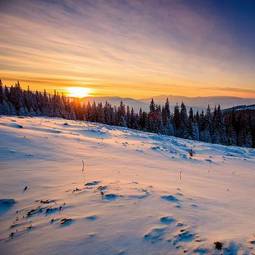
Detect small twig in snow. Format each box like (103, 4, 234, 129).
(82, 160, 85, 172)
(189, 148, 194, 157)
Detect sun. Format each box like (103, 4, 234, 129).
(66, 87, 91, 98)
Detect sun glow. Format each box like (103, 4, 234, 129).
(66, 87, 91, 98)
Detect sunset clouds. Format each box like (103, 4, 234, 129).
(0, 0, 255, 98)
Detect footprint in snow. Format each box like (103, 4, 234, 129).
(172, 230, 196, 245)
(85, 215, 97, 221)
(161, 195, 179, 203)
(128, 189, 150, 200)
(220, 241, 240, 255)
(103, 194, 121, 201)
(59, 218, 74, 226)
(160, 216, 176, 224)
(85, 181, 101, 187)
(11, 123, 23, 128)
(0, 199, 16, 216)
(176, 222, 185, 227)
(45, 206, 62, 215)
(144, 227, 167, 243)
(193, 247, 209, 254)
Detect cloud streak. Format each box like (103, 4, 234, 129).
(0, 0, 254, 98)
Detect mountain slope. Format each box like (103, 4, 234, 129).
(83, 96, 147, 112)
(142, 95, 255, 110)
(223, 104, 255, 113)
(83, 95, 255, 112)
(0, 116, 255, 255)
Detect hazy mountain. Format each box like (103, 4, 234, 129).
(83, 97, 147, 112)
(223, 104, 255, 113)
(83, 95, 255, 113)
(141, 95, 255, 111)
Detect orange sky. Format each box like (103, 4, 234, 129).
(0, 0, 255, 99)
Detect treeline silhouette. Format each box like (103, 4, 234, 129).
(0, 81, 254, 148)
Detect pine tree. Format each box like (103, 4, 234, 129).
(149, 99, 155, 113)
(126, 105, 131, 127)
(179, 102, 188, 138)
(189, 107, 194, 122)
(187, 107, 194, 139)
(173, 104, 181, 136)
(0, 80, 3, 104)
(130, 107, 136, 129)
(117, 101, 126, 126)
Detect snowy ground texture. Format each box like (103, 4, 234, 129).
(1, 116, 255, 255)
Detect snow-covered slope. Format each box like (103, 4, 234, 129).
(223, 104, 255, 113)
(0, 116, 255, 255)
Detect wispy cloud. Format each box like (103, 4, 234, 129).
(201, 87, 255, 97)
(0, 0, 254, 98)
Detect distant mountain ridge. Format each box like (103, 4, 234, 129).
(83, 95, 255, 112)
(83, 96, 147, 112)
(141, 95, 255, 110)
(223, 104, 255, 113)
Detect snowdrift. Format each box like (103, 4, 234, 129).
(0, 116, 255, 255)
